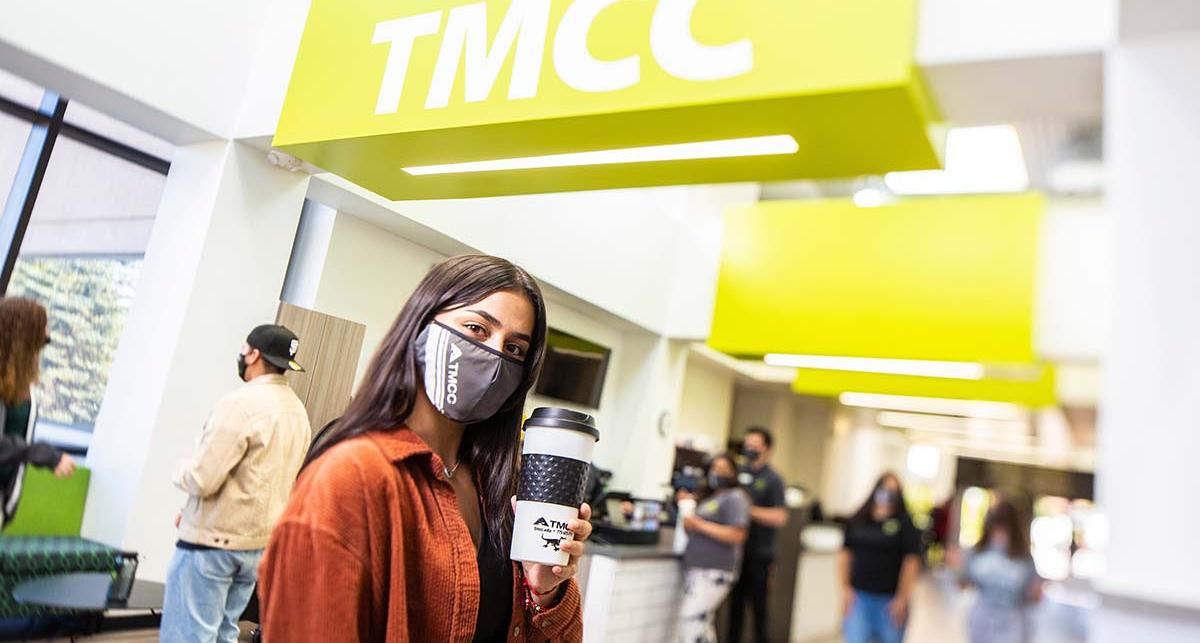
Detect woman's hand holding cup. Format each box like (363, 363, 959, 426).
(514, 497, 593, 603)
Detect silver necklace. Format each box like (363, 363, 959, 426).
(443, 460, 460, 479)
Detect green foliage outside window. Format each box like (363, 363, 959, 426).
(8, 256, 141, 428)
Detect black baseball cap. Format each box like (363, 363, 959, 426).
(246, 324, 305, 373)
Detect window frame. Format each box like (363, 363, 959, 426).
(0, 91, 170, 293)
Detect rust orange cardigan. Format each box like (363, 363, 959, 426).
(258, 429, 583, 642)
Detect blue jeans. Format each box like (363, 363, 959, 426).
(844, 590, 906, 643)
(161, 546, 263, 643)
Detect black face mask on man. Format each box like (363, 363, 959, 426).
(414, 321, 524, 424)
(236, 353, 249, 381)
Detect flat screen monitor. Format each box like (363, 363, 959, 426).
(533, 328, 610, 409)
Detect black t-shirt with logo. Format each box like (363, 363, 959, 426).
(739, 464, 786, 560)
(843, 515, 923, 595)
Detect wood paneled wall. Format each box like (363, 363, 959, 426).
(275, 302, 366, 435)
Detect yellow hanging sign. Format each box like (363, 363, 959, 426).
(275, 0, 940, 199)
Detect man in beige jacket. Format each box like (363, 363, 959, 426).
(161, 325, 312, 643)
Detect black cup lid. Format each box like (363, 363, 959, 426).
(524, 407, 600, 441)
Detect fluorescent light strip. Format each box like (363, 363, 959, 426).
(878, 411, 1031, 440)
(839, 392, 1026, 421)
(916, 436, 1042, 455)
(765, 354, 986, 380)
(907, 427, 1035, 446)
(403, 135, 799, 175)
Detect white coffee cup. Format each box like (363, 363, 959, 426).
(673, 497, 697, 554)
(511, 408, 599, 566)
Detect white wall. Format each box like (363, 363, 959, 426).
(599, 336, 690, 498)
(0, 0, 300, 142)
(394, 184, 759, 339)
(821, 409, 909, 517)
(675, 356, 736, 454)
(308, 212, 447, 385)
(729, 387, 834, 495)
(287, 207, 684, 497)
(83, 142, 309, 580)
(234, 0, 312, 138)
(917, 0, 1117, 64)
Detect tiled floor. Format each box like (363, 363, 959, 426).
(26, 574, 1092, 642)
(803, 570, 1093, 643)
(27, 622, 257, 642)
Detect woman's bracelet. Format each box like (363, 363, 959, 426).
(520, 570, 562, 613)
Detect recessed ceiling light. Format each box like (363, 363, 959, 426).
(764, 354, 986, 380)
(884, 125, 1028, 195)
(403, 134, 799, 175)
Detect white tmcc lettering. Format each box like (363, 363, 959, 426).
(425, 0, 552, 109)
(553, 0, 640, 92)
(650, 0, 752, 81)
(446, 362, 459, 405)
(373, 12, 444, 115)
(370, 0, 756, 113)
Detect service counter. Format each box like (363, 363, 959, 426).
(578, 541, 684, 643)
(576, 521, 846, 643)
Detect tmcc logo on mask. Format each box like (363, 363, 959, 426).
(445, 343, 463, 405)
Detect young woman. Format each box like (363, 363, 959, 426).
(0, 297, 75, 525)
(838, 472, 922, 643)
(675, 453, 750, 643)
(962, 499, 1042, 643)
(258, 255, 591, 642)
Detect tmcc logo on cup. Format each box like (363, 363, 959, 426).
(531, 516, 569, 551)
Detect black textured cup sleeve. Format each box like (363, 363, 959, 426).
(516, 453, 591, 508)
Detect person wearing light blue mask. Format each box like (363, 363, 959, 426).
(675, 453, 751, 643)
(839, 472, 923, 643)
(961, 499, 1042, 643)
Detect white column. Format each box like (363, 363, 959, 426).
(1096, 18, 1200, 639)
(596, 335, 689, 498)
(82, 141, 309, 581)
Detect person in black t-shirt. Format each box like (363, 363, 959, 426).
(839, 472, 922, 643)
(728, 427, 788, 643)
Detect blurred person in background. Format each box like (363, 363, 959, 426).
(728, 427, 787, 643)
(961, 499, 1042, 643)
(839, 472, 922, 643)
(0, 298, 76, 526)
(675, 453, 750, 643)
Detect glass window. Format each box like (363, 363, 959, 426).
(7, 134, 168, 449)
(0, 109, 33, 202)
(65, 101, 175, 162)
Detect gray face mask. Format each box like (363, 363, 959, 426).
(414, 321, 525, 424)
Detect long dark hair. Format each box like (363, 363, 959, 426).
(697, 453, 742, 502)
(850, 471, 913, 525)
(304, 255, 548, 555)
(976, 499, 1030, 559)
